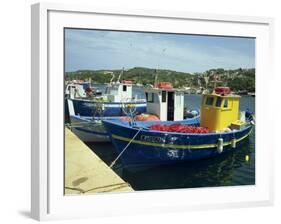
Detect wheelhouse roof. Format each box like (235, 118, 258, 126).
(144, 87, 185, 93)
(203, 93, 240, 99)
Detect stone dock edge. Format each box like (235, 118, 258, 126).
(64, 128, 134, 194)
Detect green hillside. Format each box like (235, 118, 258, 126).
(65, 67, 255, 92)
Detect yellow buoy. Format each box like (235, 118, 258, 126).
(245, 155, 249, 162)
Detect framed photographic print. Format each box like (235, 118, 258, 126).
(31, 2, 274, 221)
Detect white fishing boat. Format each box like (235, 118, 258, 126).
(65, 70, 147, 117)
(67, 80, 199, 142)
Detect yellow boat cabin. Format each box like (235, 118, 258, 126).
(200, 87, 241, 132)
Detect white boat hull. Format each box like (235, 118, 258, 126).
(69, 116, 110, 142)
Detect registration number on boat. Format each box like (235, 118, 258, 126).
(140, 135, 165, 143)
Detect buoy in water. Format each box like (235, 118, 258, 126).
(245, 155, 249, 162)
(217, 138, 223, 153)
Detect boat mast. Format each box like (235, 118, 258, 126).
(117, 67, 124, 83)
(210, 71, 222, 92)
(154, 68, 158, 88)
(108, 72, 115, 85)
(154, 48, 166, 88)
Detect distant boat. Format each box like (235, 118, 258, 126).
(237, 90, 248, 95)
(103, 87, 255, 168)
(248, 92, 255, 97)
(144, 84, 154, 89)
(65, 80, 91, 98)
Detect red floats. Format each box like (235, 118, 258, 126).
(85, 87, 93, 93)
(214, 87, 231, 95)
(157, 82, 173, 89)
(122, 80, 132, 84)
(120, 114, 160, 122)
(135, 114, 160, 121)
(149, 124, 209, 133)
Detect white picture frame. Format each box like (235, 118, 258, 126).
(31, 2, 274, 221)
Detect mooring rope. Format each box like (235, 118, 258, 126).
(109, 127, 143, 168)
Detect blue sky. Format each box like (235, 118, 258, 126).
(65, 28, 255, 73)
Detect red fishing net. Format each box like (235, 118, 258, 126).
(149, 124, 209, 133)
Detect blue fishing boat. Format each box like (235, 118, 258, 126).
(68, 81, 147, 117)
(65, 70, 147, 117)
(103, 87, 255, 168)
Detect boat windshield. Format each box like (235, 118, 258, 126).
(216, 97, 222, 107)
(105, 85, 119, 95)
(205, 96, 214, 106)
(81, 83, 90, 90)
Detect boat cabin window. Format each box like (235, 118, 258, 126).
(162, 91, 167, 103)
(205, 96, 214, 106)
(176, 93, 182, 106)
(216, 97, 222, 107)
(223, 99, 228, 108)
(123, 85, 127, 92)
(146, 92, 154, 103)
(105, 85, 118, 95)
(105, 87, 109, 94)
(82, 83, 90, 90)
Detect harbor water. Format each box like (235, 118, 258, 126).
(87, 86, 255, 191)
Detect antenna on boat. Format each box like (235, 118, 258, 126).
(210, 71, 222, 92)
(88, 77, 92, 86)
(117, 67, 124, 83)
(109, 72, 115, 85)
(203, 73, 209, 89)
(154, 48, 166, 88)
(154, 68, 158, 88)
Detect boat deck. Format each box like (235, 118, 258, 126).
(65, 128, 134, 194)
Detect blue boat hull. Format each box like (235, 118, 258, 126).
(69, 115, 200, 143)
(103, 119, 253, 167)
(72, 99, 146, 117)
